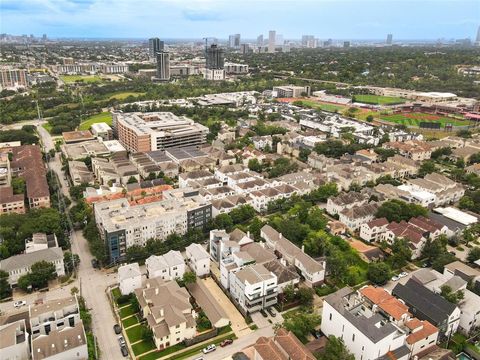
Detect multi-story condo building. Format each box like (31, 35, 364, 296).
(112, 112, 209, 153)
(224, 62, 249, 74)
(94, 189, 211, 262)
(135, 277, 196, 350)
(0, 187, 25, 214)
(0, 67, 28, 89)
(273, 85, 310, 98)
(185, 243, 210, 277)
(156, 51, 170, 81)
(29, 296, 81, 339)
(205, 44, 224, 70)
(146, 250, 185, 280)
(149, 37, 164, 60)
(99, 63, 129, 74)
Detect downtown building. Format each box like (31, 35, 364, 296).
(205, 44, 225, 81)
(112, 111, 209, 153)
(149, 37, 164, 60)
(155, 51, 170, 81)
(94, 188, 211, 262)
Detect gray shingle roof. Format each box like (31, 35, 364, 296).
(0, 248, 63, 273)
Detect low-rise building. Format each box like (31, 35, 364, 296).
(0, 319, 30, 360)
(327, 192, 368, 217)
(0, 186, 25, 214)
(185, 243, 210, 277)
(90, 122, 113, 140)
(383, 141, 432, 161)
(359, 218, 389, 242)
(118, 263, 142, 295)
(68, 161, 94, 186)
(252, 135, 273, 151)
(339, 202, 380, 231)
(146, 251, 185, 280)
(406, 173, 464, 206)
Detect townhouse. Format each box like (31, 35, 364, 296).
(146, 250, 185, 280)
(339, 202, 380, 232)
(118, 262, 142, 295)
(383, 140, 433, 161)
(185, 243, 210, 277)
(359, 218, 389, 242)
(252, 135, 273, 151)
(0, 319, 30, 360)
(326, 192, 368, 217)
(135, 277, 196, 350)
(406, 173, 465, 206)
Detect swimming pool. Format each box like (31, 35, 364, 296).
(457, 352, 471, 360)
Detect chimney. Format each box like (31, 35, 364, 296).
(160, 308, 164, 317)
(301, 245, 305, 253)
(247, 231, 250, 238)
(155, 288, 159, 295)
(279, 233, 282, 239)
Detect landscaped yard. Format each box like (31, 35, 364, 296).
(60, 75, 103, 84)
(139, 343, 186, 360)
(79, 112, 112, 130)
(132, 339, 156, 356)
(119, 304, 137, 319)
(353, 94, 406, 105)
(42, 123, 53, 133)
(126, 324, 144, 343)
(381, 112, 470, 127)
(122, 316, 139, 328)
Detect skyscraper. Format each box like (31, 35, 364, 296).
(268, 30, 276, 53)
(206, 44, 225, 69)
(156, 51, 170, 81)
(476, 26, 480, 45)
(149, 38, 164, 59)
(240, 44, 250, 54)
(228, 34, 241, 48)
(257, 34, 264, 47)
(386, 34, 393, 45)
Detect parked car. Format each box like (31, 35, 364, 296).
(311, 330, 322, 339)
(113, 324, 121, 334)
(118, 336, 126, 346)
(91, 259, 99, 268)
(449, 251, 456, 256)
(267, 307, 276, 317)
(399, 272, 408, 278)
(202, 344, 216, 354)
(220, 339, 233, 347)
(260, 309, 268, 318)
(13, 300, 26, 308)
(391, 276, 399, 282)
(120, 345, 128, 357)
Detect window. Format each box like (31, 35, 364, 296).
(352, 334, 355, 342)
(329, 313, 332, 321)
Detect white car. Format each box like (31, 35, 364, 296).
(13, 300, 27, 308)
(399, 272, 408, 278)
(203, 344, 216, 354)
(391, 276, 400, 282)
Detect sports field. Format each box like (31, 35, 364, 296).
(353, 94, 406, 105)
(108, 91, 145, 100)
(60, 75, 103, 84)
(381, 112, 470, 127)
(297, 99, 346, 112)
(79, 112, 112, 130)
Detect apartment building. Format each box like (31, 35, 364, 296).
(406, 173, 465, 206)
(112, 112, 209, 153)
(135, 277, 196, 350)
(273, 85, 310, 98)
(146, 251, 185, 280)
(0, 186, 25, 214)
(91, 155, 140, 186)
(261, 225, 325, 287)
(0, 67, 28, 89)
(224, 62, 249, 74)
(68, 161, 94, 186)
(94, 189, 211, 262)
(185, 243, 210, 277)
(29, 296, 81, 339)
(383, 141, 433, 161)
(118, 263, 142, 295)
(359, 218, 389, 242)
(0, 319, 30, 360)
(252, 135, 273, 151)
(0, 247, 64, 286)
(11, 145, 50, 209)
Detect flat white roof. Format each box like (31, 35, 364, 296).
(433, 207, 478, 226)
(398, 185, 436, 201)
(103, 140, 126, 152)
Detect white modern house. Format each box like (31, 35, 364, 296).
(118, 263, 142, 295)
(145, 250, 185, 280)
(0, 319, 30, 360)
(185, 243, 210, 277)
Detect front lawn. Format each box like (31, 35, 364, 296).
(122, 316, 139, 328)
(119, 304, 136, 319)
(132, 339, 156, 356)
(79, 112, 112, 130)
(126, 324, 144, 343)
(139, 343, 185, 360)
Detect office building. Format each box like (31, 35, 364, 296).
(112, 111, 208, 153)
(302, 35, 315, 47)
(0, 67, 28, 90)
(268, 30, 276, 53)
(224, 62, 249, 74)
(99, 63, 129, 74)
(204, 68, 225, 81)
(476, 25, 480, 45)
(228, 33, 241, 48)
(240, 43, 250, 54)
(344, 41, 351, 48)
(272, 85, 310, 98)
(386, 33, 393, 45)
(149, 37, 164, 60)
(257, 34, 263, 47)
(155, 51, 170, 81)
(205, 44, 224, 69)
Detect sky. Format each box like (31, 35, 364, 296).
(1, 0, 479, 40)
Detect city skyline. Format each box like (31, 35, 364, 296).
(1, 0, 479, 40)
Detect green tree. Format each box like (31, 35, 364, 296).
(389, 238, 412, 269)
(418, 161, 436, 177)
(467, 247, 480, 263)
(211, 214, 234, 232)
(367, 262, 391, 285)
(320, 336, 355, 360)
(141, 325, 153, 340)
(281, 311, 321, 340)
(30, 261, 57, 288)
(440, 285, 464, 304)
(296, 287, 315, 307)
(127, 176, 138, 184)
(248, 158, 263, 172)
(11, 177, 26, 195)
(182, 271, 197, 285)
(376, 199, 427, 223)
(64, 252, 80, 274)
(0, 270, 11, 300)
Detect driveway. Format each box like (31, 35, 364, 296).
(447, 245, 467, 262)
(201, 277, 251, 338)
(252, 309, 283, 329)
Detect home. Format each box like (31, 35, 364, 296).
(146, 251, 185, 280)
(326, 192, 368, 217)
(185, 280, 229, 328)
(261, 225, 325, 287)
(359, 218, 389, 242)
(185, 243, 210, 277)
(252, 135, 273, 151)
(383, 140, 432, 161)
(406, 173, 464, 206)
(135, 277, 196, 350)
(339, 202, 380, 231)
(392, 279, 461, 337)
(0, 319, 30, 360)
(118, 263, 142, 295)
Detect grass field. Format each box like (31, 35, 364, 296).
(126, 325, 144, 343)
(298, 100, 346, 112)
(353, 94, 406, 105)
(79, 112, 112, 130)
(108, 91, 145, 100)
(42, 123, 53, 133)
(60, 75, 103, 84)
(381, 112, 470, 127)
(119, 304, 136, 319)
